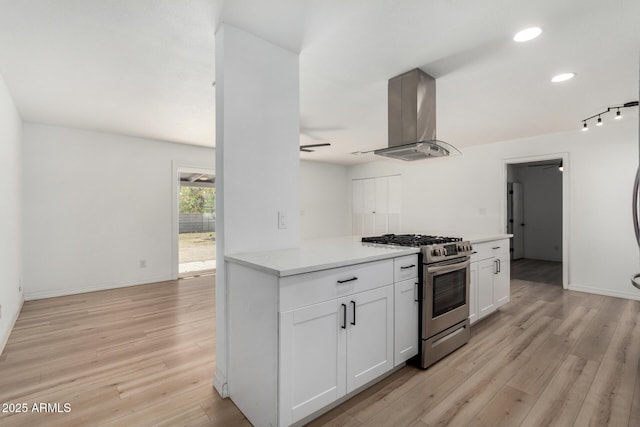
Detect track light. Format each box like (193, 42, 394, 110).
(581, 100, 638, 130)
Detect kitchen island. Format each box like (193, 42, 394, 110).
(225, 236, 420, 427)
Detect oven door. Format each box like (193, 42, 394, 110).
(422, 257, 470, 338)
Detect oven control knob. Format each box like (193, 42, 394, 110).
(432, 249, 439, 256)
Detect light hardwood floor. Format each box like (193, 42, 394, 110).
(0, 274, 249, 427)
(511, 258, 563, 286)
(2, 269, 639, 426)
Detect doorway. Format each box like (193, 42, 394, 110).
(505, 155, 568, 288)
(173, 165, 216, 278)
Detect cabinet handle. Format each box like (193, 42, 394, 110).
(337, 277, 358, 284)
(400, 264, 416, 270)
(341, 304, 347, 329)
(350, 300, 356, 325)
(414, 282, 419, 302)
(494, 259, 499, 274)
(492, 246, 500, 250)
(497, 258, 501, 273)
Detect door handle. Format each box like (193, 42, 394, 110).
(350, 301, 356, 325)
(341, 303, 347, 329)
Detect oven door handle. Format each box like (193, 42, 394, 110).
(427, 258, 470, 275)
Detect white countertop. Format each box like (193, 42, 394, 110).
(465, 234, 513, 244)
(225, 236, 419, 277)
(407, 230, 513, 244)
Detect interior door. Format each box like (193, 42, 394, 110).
(352, 179, 364, 235)
(510, 182, 525, 260)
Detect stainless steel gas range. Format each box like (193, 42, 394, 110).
(362, 234, 473, 368)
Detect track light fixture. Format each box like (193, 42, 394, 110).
(581, 100, 638, 130)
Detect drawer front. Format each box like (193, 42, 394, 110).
(280, 259, 394, 311)
(473, 242, 493, 261)
(491, 239, 510, 258)
(472, 239, 510, 262)
(394, 255, 419, 282)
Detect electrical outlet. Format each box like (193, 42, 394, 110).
(139, 259, 147, 268)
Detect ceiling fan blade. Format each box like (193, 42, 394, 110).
(300, 143, 331, 149)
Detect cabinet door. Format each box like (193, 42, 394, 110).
(394, 278, 419, 365)
(279, 299, 347, 425)
(494, 254, 510, 308)
(477, 258, 496, 319)
(469, 261, 478, 324)
(346, 285, 394, 393)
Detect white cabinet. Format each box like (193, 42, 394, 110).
(477, 257, 496, 319)
(352, 175, 401, 236)
(394, 278, 419, 365)
(277, 259, 403, 426)
(280, 285, 394, 425)
(494, 248, 510, 307)
(280, 299, 346, 423)
(469, 238, 511, 324)
(346, 285, 394, 391)
(393, 254, 419, 366)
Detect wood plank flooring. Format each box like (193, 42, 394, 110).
(310, 272, 640, 426)
(1, 263, 639, 426)
(0, 274, 249, 427)
(511, 258, 563, 286)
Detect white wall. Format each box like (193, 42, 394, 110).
(0, 73, 23, 354)
(349, 117, 640, 300)
(299, 160, 350, 239)
(511, 164, 563, 261)
(215, 24, 300, 401)
(22, 123, 214, 300)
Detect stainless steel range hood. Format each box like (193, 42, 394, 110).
(374, 68, 460, 161)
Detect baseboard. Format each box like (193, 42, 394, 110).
(214, 369, 228, 398)
(568, 283, 640, 301)
(0, 294, 24, 356)
(24, 274, 174, 301)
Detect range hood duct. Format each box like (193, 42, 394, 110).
(374, 68, 460, 161)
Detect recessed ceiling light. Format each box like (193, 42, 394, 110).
(513, 27, 542, 42)
(551, 72, 575, 83)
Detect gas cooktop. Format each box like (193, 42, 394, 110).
(362, 234, 472, 263)
(361, 234, 462, 247)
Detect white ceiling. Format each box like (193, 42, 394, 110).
(0, 0, 638, 165)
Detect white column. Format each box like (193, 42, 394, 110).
(214, 23, 300, 397)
